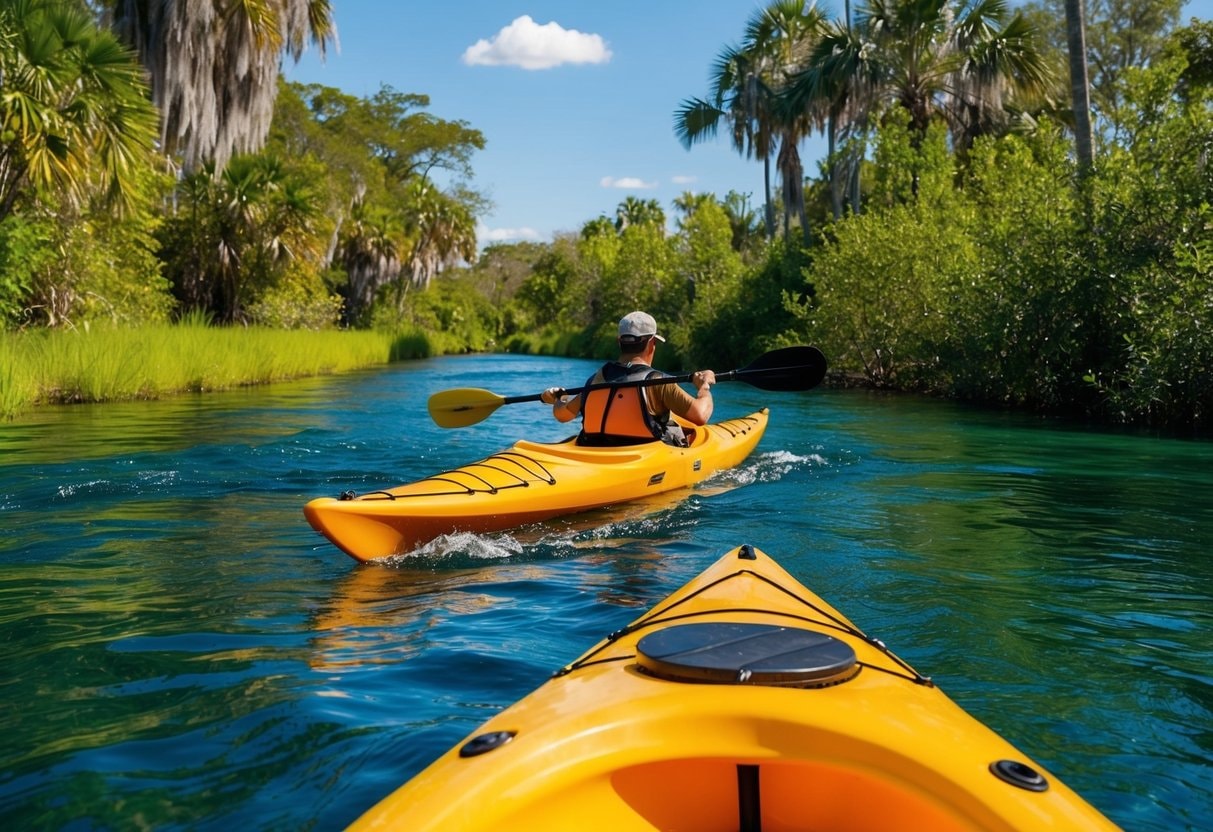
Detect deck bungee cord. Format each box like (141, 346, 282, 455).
(556, 546, 932, 688)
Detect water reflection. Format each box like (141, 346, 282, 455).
(309, 565, 509, 672)
(0, 366, 1210, 830)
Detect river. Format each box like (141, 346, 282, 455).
(1, 352, 1210, 830)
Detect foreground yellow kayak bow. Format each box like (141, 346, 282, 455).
(347, 545, 1118, 831)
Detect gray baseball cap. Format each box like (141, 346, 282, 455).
(618, 311, 666, 343)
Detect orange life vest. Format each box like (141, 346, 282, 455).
(578, 362, 667, 445)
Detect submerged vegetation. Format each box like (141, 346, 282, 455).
(1, 0, 1210, 429)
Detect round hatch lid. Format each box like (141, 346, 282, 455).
(636, 622, 859, 687)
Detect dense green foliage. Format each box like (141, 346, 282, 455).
(0, 2, 1209, 430)
(798, 24, 1209, 427)
(0, 0, 166, 328)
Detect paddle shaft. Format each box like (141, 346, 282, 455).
(510, 369, 709, 405)
(541, 368, 781, 401)
(428, 346, 826, 427)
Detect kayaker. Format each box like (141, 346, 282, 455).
(540, 311, 716, 446)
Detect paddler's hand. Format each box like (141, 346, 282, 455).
(540, 387, 565, 405)
(685, 370, 716, 425)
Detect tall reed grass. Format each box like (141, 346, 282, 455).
(0, 322, 436, 420)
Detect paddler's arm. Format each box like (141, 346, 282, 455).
(682, 370, 716, 425)
(541, 388, 581, 423)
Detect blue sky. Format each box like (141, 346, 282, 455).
(287, 1, 1212, 249)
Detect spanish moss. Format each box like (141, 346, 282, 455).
(110, 0, 335, 174)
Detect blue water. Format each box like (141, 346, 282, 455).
(1, 353, 1210, 830)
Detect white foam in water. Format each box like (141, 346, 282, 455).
(395, 531, 525, 562)
(380, 450, 828, 564)
(712, 450, 824, 487)
(137, 470, 179, 487)
(56, 480, 108, 499)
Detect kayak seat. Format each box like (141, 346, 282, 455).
(575, 432, 660, 447)
(575, 426, 698, 448)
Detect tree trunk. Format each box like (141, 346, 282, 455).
(1064, 0, 1095, 178)
(850, 151, 861, 215)
(763, 155, 776, 239)
(829, 115, 842, 220)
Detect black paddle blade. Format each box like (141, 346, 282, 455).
(732, 346, 827, 391)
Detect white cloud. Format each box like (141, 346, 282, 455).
(462, 16, 611, 70)
(478, 224, 543, 244)
(600, 176, 658, 190)
(671, 175, 697, 185)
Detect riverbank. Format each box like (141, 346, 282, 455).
(0, 324, 438, 420)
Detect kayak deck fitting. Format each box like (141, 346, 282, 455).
(304, 409, 768, 562)
(346, 544, 1118, 831)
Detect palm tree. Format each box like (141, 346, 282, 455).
(676, 1, 828, 244)
(107, 0, 335, 174)
(675, 42, 779, 238)
(782, 15, 875, 217)
(790, 0, 1052, 173)
(673, 191, 716, 230)
(745, 0, 829, 243)
(580, 216, 616, 239)
(166, 153, 321, 321)
(338, 200, 400, 322)
(0, 0, 158, 222)
(1064, 0, 1095, 178)
(400, 180, 477, 295)
(614, 196, 666, 233)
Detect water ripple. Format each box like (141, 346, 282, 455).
(0, 365, 1209, 830)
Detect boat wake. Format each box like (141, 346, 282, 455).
(709, 449, 824, 489)
(385, 531, 527, 565)
(382, 503, 693, 567)
(375, 451, 824, 567)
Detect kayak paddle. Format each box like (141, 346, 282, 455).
(427, 345, 827, 429)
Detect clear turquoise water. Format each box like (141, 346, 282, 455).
(1, 353, 1210, 830)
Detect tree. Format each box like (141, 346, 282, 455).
(675, 0, 829, 243)
(720, 190, 765, 254)
(1086, 0, 1184, 139)
(614, 196, 665, 233)
(273, 82, 407, 323)
(1091, 29, 1213, 425)
(335, 199, 399, 324)
(596, 223, 677, 330)
(264, 82, 487, 323)
(1173, 18, 1213, 100)
(746, 0, 829, 244)
(675, 197, 744, 315)
(0, 0, 158, 222)
(673, 191, 716, 229)
(515, 243, 576, 329)
(159, 153, 323, 322)
(1023, 0, 1184, 145)
(793, 0, 1053, 171)
(675, 42, 779, 238)
(106, 0, 335, 174)
(1064, 0, 1096, 179)
(783, 13, 877, 217)
(399, 179, 477, 295)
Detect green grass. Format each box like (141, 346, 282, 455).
(0, 323, 438, 420)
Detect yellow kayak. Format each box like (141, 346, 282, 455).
(304, 409, 768, 562)
(347, 544, 1118, 831)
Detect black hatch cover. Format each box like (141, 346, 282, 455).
(636, 622, 859, 687)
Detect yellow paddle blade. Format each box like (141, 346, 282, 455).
(427, 388, 507, 428)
